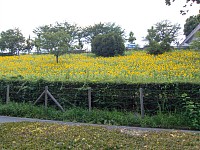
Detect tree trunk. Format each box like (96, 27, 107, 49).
(56, 55, 59, 63)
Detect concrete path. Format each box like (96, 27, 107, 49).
(0, 116, 200, 134)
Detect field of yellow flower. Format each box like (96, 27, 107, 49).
(0, 50, 199, 83)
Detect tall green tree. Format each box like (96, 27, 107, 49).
(154, 20, 181, 43)
(128, 31, 136, 44)
(47, 30, 71, 63)
(33, 22, 79, 51)
(146, 20, 181, 55)
(33, 22, 76, 63)
(0, 28, 25, 55)
(83, 22, 125, 43)
(184, 14, 200, 36)
(24, 35, 34, 54)
(34, 35, 41, 54)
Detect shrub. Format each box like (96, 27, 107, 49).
(147, 41, 171, 55)
(91, 32, 125, 57)
(147, 41, 163, 55)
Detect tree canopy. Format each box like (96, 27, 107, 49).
(146, 20, 181, 44)
(184, 14, 200, 36)
(165, 0, 200, 5)
(82, 22, 125, 43)
(24, 35, 34, 54)
(33, 22, 79, 63)
(165, 0, 200, 15)
(146, 20, 181, 55)
(0, 28, 25, 55)
(91, 32, 125, 57)
(128, 31, 136, 44)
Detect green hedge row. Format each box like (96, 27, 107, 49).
(0, 79, 199, 113)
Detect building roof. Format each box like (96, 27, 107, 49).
(180, 23, 200, 46)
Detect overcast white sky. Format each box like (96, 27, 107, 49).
(0, 0, 199, 46)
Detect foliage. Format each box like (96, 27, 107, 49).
(24, 35, 34, 54)
(184, 14, 200, 36)
(33, 35, 42, 54)
(146, 41, 163, 55)
(182, 93, 200, 129)
(128, 31, 136, 44)
(0, 28, 25, 55)
(191, 31, 200, 50)
(33, 22, 79, 62)
(0, 50, 199, 83)
(91, 32, 125, 57)
(165, 0, 200, 15)
(42, 30, 71, 63)
(165, 0, 200, 5)
(83, 22, 125, 43)
(0, 79, 199, 126)
(146, 20, 181, 55)
(0, 122, 199, 149)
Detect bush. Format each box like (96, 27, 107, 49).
(147, 41, 163, 55)
(147, 41, 171, 55)
(91, 32, 125, 57)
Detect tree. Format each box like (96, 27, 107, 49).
(184, 14, 200, 36)
(191, 31, 200, 50)
(49, 30, 71, 63)
(24, 35, 34, 54)
(0, 28, 25, 55)
(128, 31, 136, 44)
(33, 21, 79, 50)
(83, 22, 125, 43)
(33, 35, 41, 54)
(40, 30, 71, 63)
(33, 22, 78, 63)
(155, 20, 180, 43)
(146, 20, 181, 55)
(91, 32, 125, 57)
(165, 0, 200, 15)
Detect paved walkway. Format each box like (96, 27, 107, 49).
(0, 116, 200, 134)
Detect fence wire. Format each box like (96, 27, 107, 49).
(0, 83, 199, 114)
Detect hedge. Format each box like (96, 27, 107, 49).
(0, 79, 199, 114)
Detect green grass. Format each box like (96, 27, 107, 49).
(0, 122, 199, 149)
(0, 102, 196, 130)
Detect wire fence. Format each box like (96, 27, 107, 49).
(0, 83, 199, 117)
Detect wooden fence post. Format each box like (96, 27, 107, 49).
(34, 86, 65, 112)
(6, 85, 10, 104)
(88, 87, 92, 112)
(45, 86, 48, 109)
(139, 88, 144, 119)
